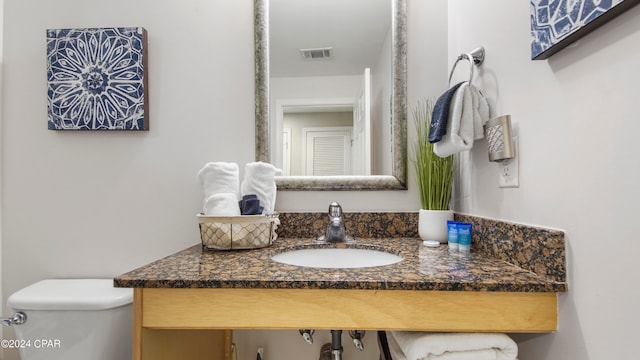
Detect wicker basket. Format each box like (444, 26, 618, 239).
(197, 213, 279, 250)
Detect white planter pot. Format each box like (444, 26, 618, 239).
(418, 209, 454, 243)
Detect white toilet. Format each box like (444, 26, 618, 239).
(7, 279, 133, 360)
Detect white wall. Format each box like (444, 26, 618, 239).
(449, 1, 640, 359)
(2, 0, 255, 275)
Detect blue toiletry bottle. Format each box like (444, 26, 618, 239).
(447, 220, 458, 251)
(458, 223, 472, 252)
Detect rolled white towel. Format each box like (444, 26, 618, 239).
(386, 329, 408, 360)
(240, 162, 281, 214)
(203, 193, 241, 216)
(197, 162, 240, 199)
(433, 83, 490, 158)
(387, 331, 518, 360)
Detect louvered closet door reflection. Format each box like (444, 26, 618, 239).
(303, 128, 352, 176)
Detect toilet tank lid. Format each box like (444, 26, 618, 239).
(7, 279, 133, 311)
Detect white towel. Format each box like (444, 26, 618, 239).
(433, 83, 490, 158)
(203, 193, 241, 216)
(197, 162, 240, 199)
(240, 162, 281, 214)
(387, 331, 518, 360)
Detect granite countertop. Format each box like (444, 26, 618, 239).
(114, 236, 567, 292)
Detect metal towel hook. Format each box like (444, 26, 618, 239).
(448, 46, 485, 86)
(1, 312, 27, 326)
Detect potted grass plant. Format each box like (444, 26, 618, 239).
(413, 98, 454, 243)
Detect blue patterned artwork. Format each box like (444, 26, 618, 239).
(531, 0, 640, 59)
(47, 27, 148, 130)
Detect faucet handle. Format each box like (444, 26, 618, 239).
(328, 202, 342, 218)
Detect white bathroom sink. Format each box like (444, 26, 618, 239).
(271, 248, 403, 269)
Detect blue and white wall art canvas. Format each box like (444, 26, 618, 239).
(47, 27, 148, 130)
(531, 0, 640, 59)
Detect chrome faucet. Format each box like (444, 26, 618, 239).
(318, 202, 353, 243)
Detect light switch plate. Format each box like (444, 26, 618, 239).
(499, 136, 519, 188)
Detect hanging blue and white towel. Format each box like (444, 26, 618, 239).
(386, 331, 518, 360)
(432, 82, 490, 158)
(429, 81, 465, 143)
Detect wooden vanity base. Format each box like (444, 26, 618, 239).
(133, 288, 558, 360)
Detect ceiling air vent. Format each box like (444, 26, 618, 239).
(300, 47, 333, 60)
